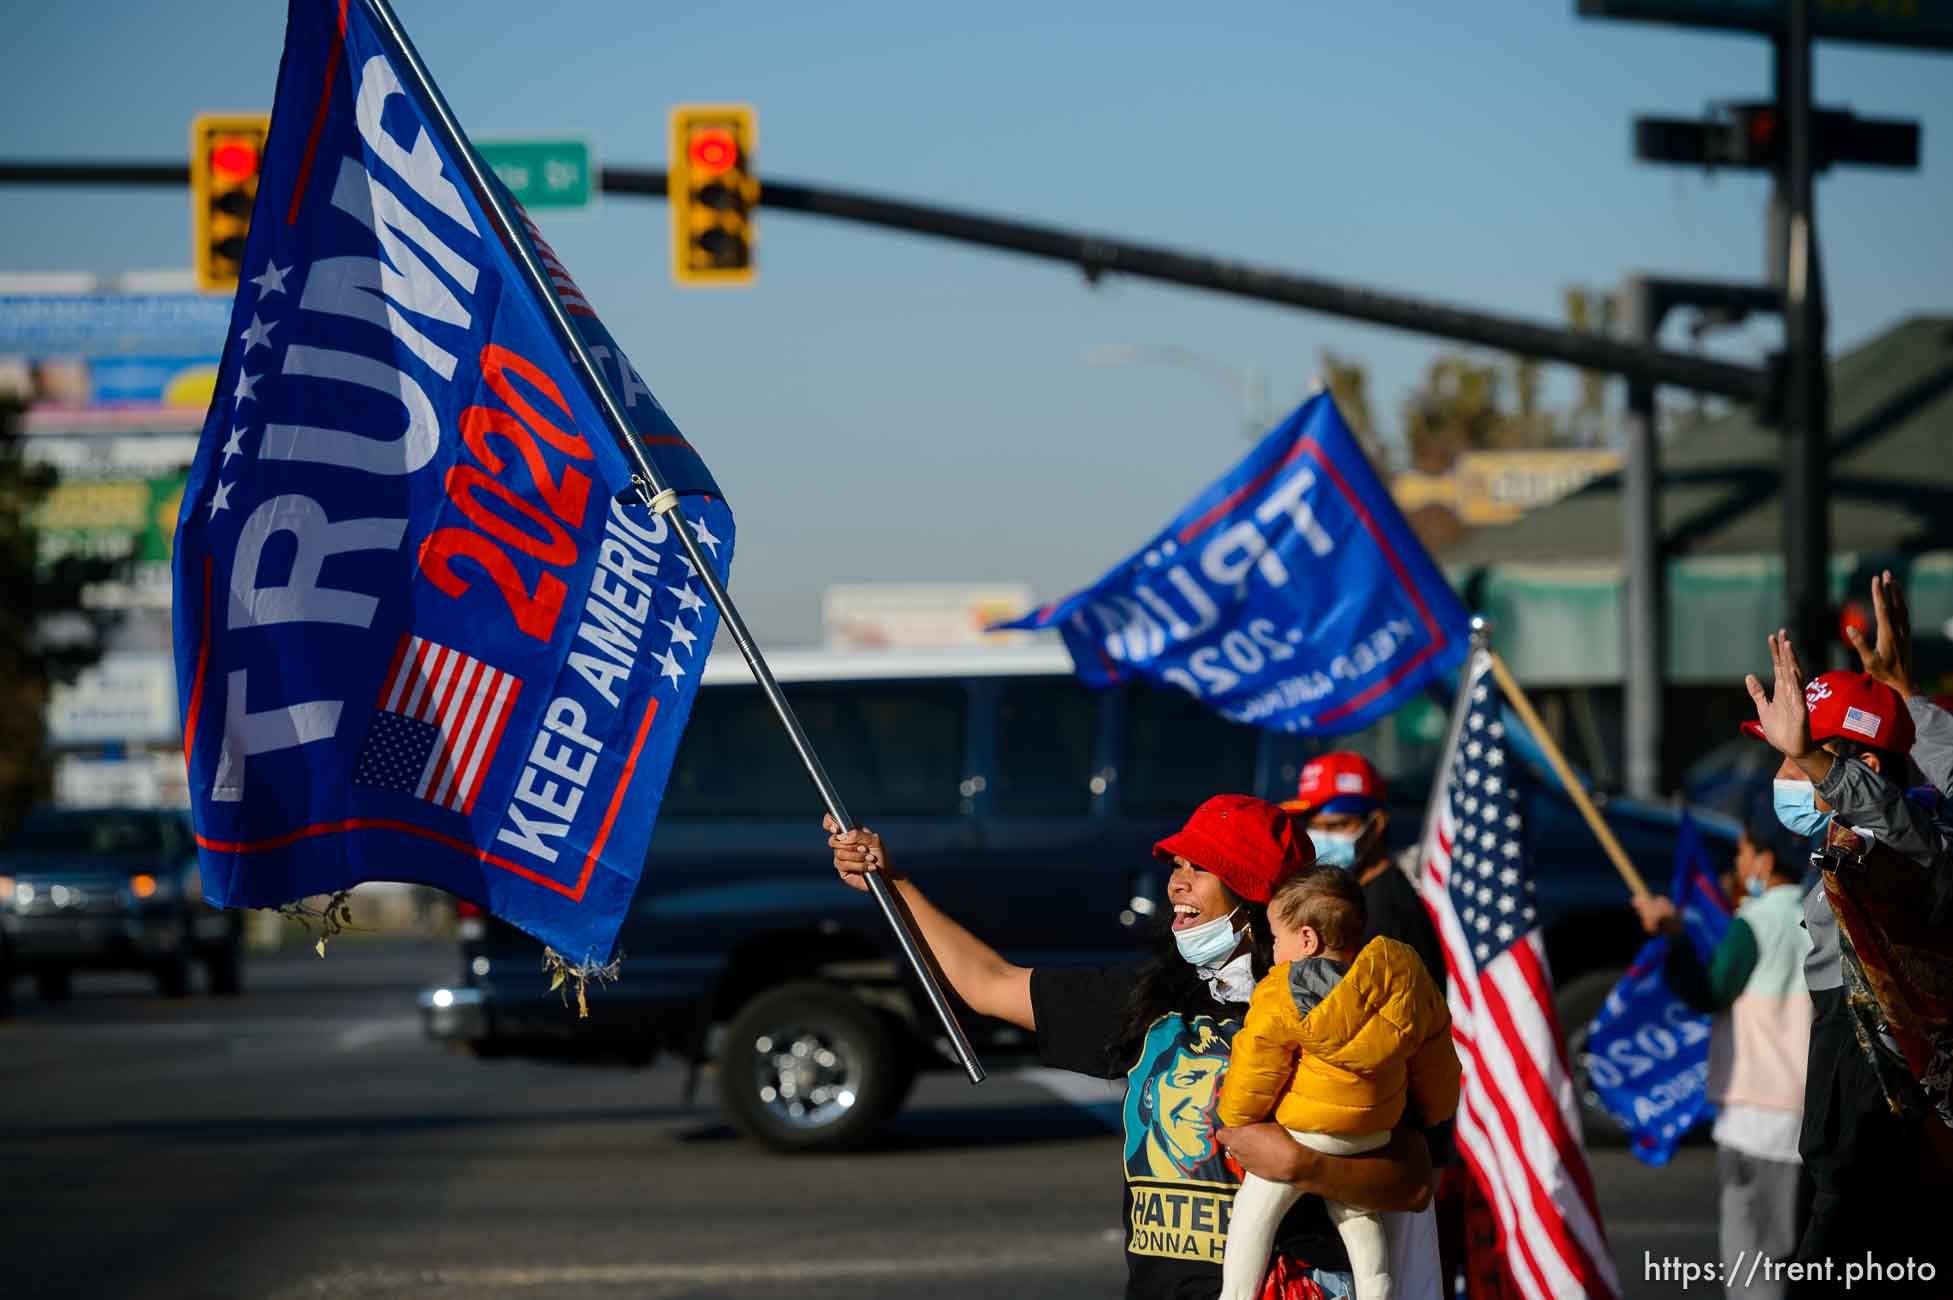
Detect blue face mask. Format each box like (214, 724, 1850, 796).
(1173, 907, 1242, 967)
(1773, 778, 1832, 840)
(1308, 829, 1360, 871)
(1746, 874, 1767, 899)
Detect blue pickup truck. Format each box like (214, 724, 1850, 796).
(1, 807, 245, 1011)
(419, 644, 1731, 1151)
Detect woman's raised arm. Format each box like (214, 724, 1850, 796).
(825, 816, 1036, 1031)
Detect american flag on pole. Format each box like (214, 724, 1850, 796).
(1418, 649, 1619, 1300)
(354, 635, 522, 815)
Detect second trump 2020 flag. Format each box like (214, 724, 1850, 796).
(1581, 816, 1732, 1165)
(996, 394, 1468, 734)
(172, 0, 733, 965)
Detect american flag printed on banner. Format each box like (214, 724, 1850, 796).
(1418, 649, 1620, 1300)
(355, 636, 521, 814)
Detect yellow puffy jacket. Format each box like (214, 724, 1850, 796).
(1217, 936, 1461, 1136)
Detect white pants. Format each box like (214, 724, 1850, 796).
(1220, 1128, 1394, 1300)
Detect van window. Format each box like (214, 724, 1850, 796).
(662, 682, 966, 819)
(1118, 685, 1258, 816)
(993, 678, 1098, 816)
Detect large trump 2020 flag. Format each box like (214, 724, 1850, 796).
(996, 394, 1469, 734)
(172, 0, 733, 965)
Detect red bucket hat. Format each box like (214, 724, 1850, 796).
(1740, 670, 1915, 756)
(1152, 794, 1314, 904)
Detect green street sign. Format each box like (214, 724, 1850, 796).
(475, 137, 596, 210)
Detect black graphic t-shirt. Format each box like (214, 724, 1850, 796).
(1030, 963, 1352, 1300)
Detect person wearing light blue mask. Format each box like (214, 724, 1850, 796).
(1284, 753, 1444, 987)
(1740, 603, 1953, 1285)
(1771, 778, 1831, 842)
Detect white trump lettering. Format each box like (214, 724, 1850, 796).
(1254, 465, 1335, 558)
(353, 54, 478, 235)
(300, 157, 479, 380)
(259, 345, 440, 476)
(228, 495, 406, 631)
(210, 670, 343, 803)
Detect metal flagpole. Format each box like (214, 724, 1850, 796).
(357, 0, 985, 1083)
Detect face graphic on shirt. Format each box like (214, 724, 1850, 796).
(1125, 1018, 1235, 1183)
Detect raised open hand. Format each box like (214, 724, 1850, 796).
(1846, 569, 1916, 699)
(1744, 630, 1816, 760)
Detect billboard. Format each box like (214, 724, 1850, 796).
(2, 285, 218, 614)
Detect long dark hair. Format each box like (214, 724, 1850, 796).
(1112, 889, 1274, 1063)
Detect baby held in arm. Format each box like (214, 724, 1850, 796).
(1215, 868, 1461, 1300)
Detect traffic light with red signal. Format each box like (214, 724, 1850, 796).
(1634, 102, 1918, 172)
(670, 105, 757, 286)
(191, 113, 270, 294)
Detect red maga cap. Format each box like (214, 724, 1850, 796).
(1153, 794, 1313, 904)
(1741, 670, 1915, 755)
(1280, 751, 1386, 818)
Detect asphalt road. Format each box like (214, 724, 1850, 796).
(1, 940, 1718, 1300)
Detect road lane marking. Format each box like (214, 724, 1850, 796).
(333, 1015, 423, 1051)
(5, 1014, 427, 1054)
(1015, 1066, 1124, 1130)
(274, 1238, 1118, 1296)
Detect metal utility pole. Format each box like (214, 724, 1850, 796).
(1618, 276, 1776, 799)
(1621, 280, 1662, 801)
(1782, 0, 1832, 664)
(1604, 0, 1931, 787)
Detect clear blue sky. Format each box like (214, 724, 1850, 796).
(3, 1, 1947, 642)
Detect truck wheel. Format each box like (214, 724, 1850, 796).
(204, 938, 244, 996)
(1557, 967, 1630, 1149)
(154, 921, 194, 999)
(718, 981, 908, 1153)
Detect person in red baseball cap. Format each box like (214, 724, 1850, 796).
(824, 794, 1440, 1299)
(1282, 753, 1444, 986)
(1743, 592, 1953, 1286)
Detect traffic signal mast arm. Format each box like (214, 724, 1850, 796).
(628, 165, 1762, 400)
(0, 157, 1765, 400)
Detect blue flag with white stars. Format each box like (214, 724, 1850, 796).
(171, 0, 732, 965)
(992, 394, 1470, 735)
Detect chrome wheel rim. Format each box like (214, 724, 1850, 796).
(749, 1022, 860, 1130)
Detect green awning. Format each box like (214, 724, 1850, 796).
(1470, 551, 1953, 686)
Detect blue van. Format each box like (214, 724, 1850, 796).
(419, 643, 1729, 1151)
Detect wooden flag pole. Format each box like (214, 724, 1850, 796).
(359, 0, 985, 1082)
(1484, 650, 1651, 901)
